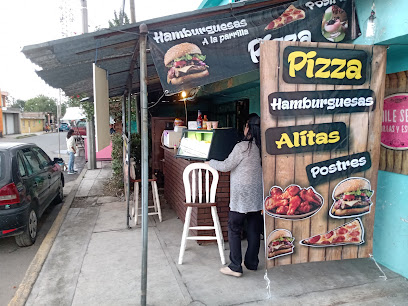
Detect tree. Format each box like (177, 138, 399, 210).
(108, 10, 130, 28)
(12, 99, 26, 111)
(24, 95, 66, 117)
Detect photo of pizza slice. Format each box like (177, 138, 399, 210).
(264, 4, 306, 31)
(300, 218, 364, 247)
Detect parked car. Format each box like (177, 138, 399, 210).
(59, 122, 70, 131)
(0, 143, 64, 246)
(74, 120, 87, 136)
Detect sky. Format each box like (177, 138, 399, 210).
(0, 0, 202, 103)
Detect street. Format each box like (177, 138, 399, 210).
(0, 131, 86, 305)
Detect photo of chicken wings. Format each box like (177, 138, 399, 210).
(264, 184, 324, 220)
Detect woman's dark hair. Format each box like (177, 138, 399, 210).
(67, 129, 75, 139)
(243, 113, 261, 158)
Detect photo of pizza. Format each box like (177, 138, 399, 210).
(300, 218, 364, 247)
(264, 184, 323, 220)
(264, 4, 306, 31)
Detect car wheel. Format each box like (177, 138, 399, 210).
(54, 179, 64, 204)
(15, 208, 38, 247)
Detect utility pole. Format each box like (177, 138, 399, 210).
(80, 0, 88, 34)
(80, 0, 96, 169)
(121, 0, 126, 25)
(129, 0, 136, 23)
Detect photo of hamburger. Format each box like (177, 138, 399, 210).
(330, 177, 373, 218)
(267, 229, 294, 259)
(164, 42, 209, 85)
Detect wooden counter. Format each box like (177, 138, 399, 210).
(162, 147, 230, 242)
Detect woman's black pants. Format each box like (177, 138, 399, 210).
(227, 210, 263, 273)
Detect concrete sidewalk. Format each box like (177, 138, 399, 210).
(18, 165, 408, 305)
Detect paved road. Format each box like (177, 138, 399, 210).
(0, 132, 86, 305)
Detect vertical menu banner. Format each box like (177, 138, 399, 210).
(260, 41, 386, 268)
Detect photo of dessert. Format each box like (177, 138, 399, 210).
(321, 5, 348, 42)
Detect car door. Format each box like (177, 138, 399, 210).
(32, 147, 59, 196)
(15, 151, 30, 207)
(21, 148, 50, 215)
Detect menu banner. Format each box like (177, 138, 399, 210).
(260, 41, 387, 268)
(269, 89, 376, 116)
(148, 0, 359, 93)
(306, 151, 372, 186)
(282, 46, 368, 85)
(265, 122, 347, 155)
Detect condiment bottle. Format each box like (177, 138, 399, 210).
(202, 115, 208, 130)
(197, 110, 202, 130)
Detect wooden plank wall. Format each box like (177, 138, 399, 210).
(260, 41, 387, 269)
(380, 71, 408, 175)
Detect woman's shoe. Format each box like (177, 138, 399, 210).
(220, 267, 242, 277)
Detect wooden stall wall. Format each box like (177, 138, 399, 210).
(260, 41, 386, 269)
(380, 72, 408, 175)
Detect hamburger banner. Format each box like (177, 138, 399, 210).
(260, 41, 387, 268)
(148, 0, 359, 93)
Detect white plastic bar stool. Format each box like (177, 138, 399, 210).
(178, 163, 225, 265)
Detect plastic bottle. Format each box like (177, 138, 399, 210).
(197, 110, 202, 130)
(202, 115, 208, 130)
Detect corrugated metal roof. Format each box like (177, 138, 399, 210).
(21, 0, 289, 98)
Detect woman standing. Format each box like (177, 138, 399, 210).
(208, 113, 263, 277)
(66, 129, 77, 174)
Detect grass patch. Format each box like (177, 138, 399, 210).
(15, 134, 38, 139)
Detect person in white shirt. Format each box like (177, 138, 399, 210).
(66, 129, 77, 174)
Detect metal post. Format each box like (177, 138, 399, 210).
(135, 94, 140, 134)
(58, 89, 61, 158)
(126, 91, 131, 229)
(87, 118, 96, 169)
(139, 23, 148, 306)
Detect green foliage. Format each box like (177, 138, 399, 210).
(67, 93, 94, 120)
(67, 94, 84, 107)
(108, 10, 130, 28)
(81, 100, 94, 120)
(111, 131, 149, 189)
(10, 99, 26, 111)
(111, 133, 125, 188)
(24, 95, 65, 116)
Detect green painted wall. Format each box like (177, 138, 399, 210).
(354, 0, 408, 73)
(374, 171, 408, 279)
(198, 0, 230, 9)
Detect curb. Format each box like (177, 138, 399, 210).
(8, 167, 88, 306)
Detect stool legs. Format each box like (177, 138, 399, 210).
(132, 182, 140, 226)
(151, 181, 162, 222)
(211, 206, 226, 265)
(178, 206, 192, 264)
(132, 180, 162, 226)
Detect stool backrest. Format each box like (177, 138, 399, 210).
(183, 163, 219, 204)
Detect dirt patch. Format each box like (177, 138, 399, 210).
(71, 196, 102, 208)
(103, 178, 125, 200)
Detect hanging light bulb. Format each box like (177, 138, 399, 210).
(365, 3, 376, 38)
